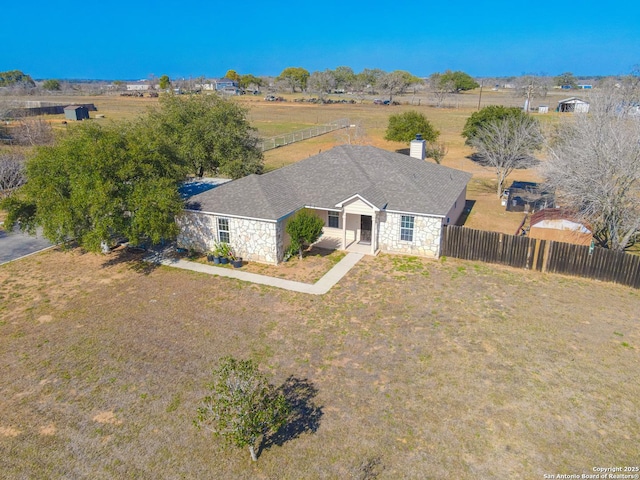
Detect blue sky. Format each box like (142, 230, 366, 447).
(2, 0, 639, 80)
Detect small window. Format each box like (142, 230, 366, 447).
(400, 215, 414, 242)
(218, 218, 230, 243)
(328, 211, 339, 229)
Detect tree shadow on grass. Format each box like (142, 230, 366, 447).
(259, 376, 323, 456)
(100, 247, 161, 275)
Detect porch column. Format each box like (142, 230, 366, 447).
(371, 211, 378, 255)
(342, 210, 347, 250)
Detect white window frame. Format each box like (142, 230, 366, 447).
(400, 215, 414, 242)
(218, 217, 230, 243)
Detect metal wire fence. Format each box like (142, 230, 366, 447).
(257, 118, 349, 152)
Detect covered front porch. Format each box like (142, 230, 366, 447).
(310, 194, 382, 255)
(314, 234, 378, 255)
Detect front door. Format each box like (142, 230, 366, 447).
(360, 215, 372, 244)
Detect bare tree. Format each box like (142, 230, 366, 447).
(12, 117, 54, 146)
(426, 141, 448, 164)
(378, 70, 416, 102)
(0, 151, 26, 198)
(308, 70, 336, 100)
(427, 73, 454, 108)
(514, 74, 550, 111)
(469, 116, 543, 196)
(541, 89, 640, 251)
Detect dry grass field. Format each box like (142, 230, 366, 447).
(1, 247, 639, 479)
(4, 88, 571, 235)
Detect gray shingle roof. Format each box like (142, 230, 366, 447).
(186, 145, 472, 220)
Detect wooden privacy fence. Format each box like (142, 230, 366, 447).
(257, 118, 349, 152)
(441, 225, 640, 289)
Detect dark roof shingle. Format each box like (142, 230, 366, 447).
(186, 145, 472, 220)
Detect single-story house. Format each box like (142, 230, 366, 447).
(177, 141, 472, 264)
(529, 208, 592, 246)
(557, 97, 590, 113)
(214, 78, 239, 91)
(63, 105, 90, 121)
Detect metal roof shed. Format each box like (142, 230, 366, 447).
(63, 105, 89, 121)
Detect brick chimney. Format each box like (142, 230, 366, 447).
(410, 134, 426, 160)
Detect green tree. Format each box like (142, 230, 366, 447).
(277, 67, 310, 93)
(433, 70, 478, 93)
(333, 66, 356, 91)
(286, 209, 324, 259)
(224, 69, 241, 82)
(385, 110, 439, 143)
(0, 69, 35, 87)
(194, 356, 289, 462)
(239, 74, 263, 90)
(1, 121, 187, 252)
(146, 94, 263, 178)
(554, 72, 578, 89)
(42, 79, 61, 91)
(462, 105, 531, 145)
(158, 74, 171, 90)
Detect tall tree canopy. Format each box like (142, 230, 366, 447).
(42, 79, 61, 91)
(385, 110, 439, 143)
(145, 94, 263, 179)
(431, 70, 478, 93)
(379, 70, 421, 101)
(2, 94, 264, 251)
(2, 121, 186, 251)
(462, 105, 532, 145)
(158, 74, 171, 90)
(277, 67, 310, 93)
(224, 70, 241, 82)
(0, 69, 35, 87)
(554, 72, 578, 88)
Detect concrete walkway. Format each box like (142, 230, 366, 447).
(145, 251, 364, 295)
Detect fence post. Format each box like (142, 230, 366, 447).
(541, 241, 552, 273)
(532, 238, 541, 271)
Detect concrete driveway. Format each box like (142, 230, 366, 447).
(0, 225, 55, 265)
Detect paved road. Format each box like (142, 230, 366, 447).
(0, 225, 55, 265)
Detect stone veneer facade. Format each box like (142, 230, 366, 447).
(377, 212, 443, 258)
(177, 211, 281, 264)
(178, 210, 445, 264)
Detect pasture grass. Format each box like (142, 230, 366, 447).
(1, 248, 638, 478)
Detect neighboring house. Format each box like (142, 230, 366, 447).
(557, 97, 590, 113)
(529, 208, 592, 246)
(178, 142, 472, 264)
(63, 105, 89, 121)
(214, 78, 239, 91)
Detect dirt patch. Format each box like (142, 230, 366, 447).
(0, 426, 21, 437)
(92, 411, 122, 425)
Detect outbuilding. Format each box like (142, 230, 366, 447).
(63, 105, 89, 121)
(557, 97, 590, 113)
